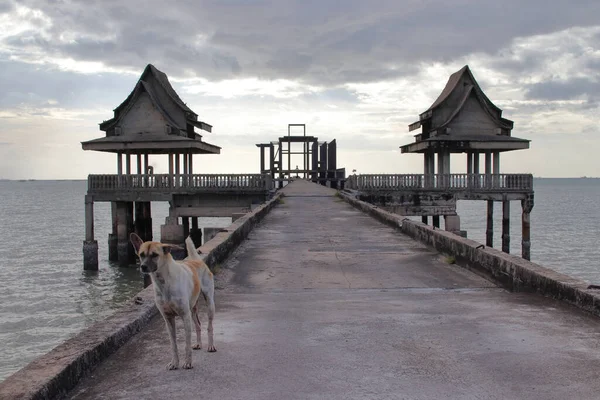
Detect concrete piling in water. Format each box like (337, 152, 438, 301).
(108, 202, 118, 262)
(134, 202, 152, 242)
(486, 200, 493, 247)
(521, 195, 533, 261)
(116, 201, 135, 267)
(83, 195, 98, 270)
(502, 200, 510, 254)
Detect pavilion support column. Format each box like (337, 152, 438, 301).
(521, 196, 533, 260)
(168, 153, 174, 187)
(486, 201, 494, 247)
(433, 216, 440, 228)
(83, 195, 98, 271)
(427, 151, 435, 189)
(422, 216, 428, 225)
(467, 152, 474, 188)
(183, 152, 189, 187)
(467, 152, 473, 174)
(175, 153, 180, 188)
(260, 146, 265, 174)
(116, 201, 135, 267)
(485, 151, 492, 189)
(188, 154, 193, 188)
(502, 200, 510, 254)
(493, 151, 500, 189)
(125, 152, 131, 175)
(117, 152, 123, 175)
(136, 154, 142, 175)
(108, 202, 118, 262)
(473, 152, 480, 188)
(424, 153, 429, 188)
(443, 150, 451, 175)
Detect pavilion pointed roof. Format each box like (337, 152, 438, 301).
(401, 65, 529, 154)
(82, 64, 220, 155)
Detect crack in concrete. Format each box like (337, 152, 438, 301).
(330, 237, 352, 289)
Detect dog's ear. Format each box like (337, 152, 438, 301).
(161, 244, 183, 254)
(130, 233, 143, 253)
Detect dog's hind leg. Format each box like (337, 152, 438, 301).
(192, 302, 202, 350)
(206, 293, 217, 352)
(164, 316, 179, 370)
(181, 312, 194, 369)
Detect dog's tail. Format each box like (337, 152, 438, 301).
(185, 235, 203, 260)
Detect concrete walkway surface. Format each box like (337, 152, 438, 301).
(68, 180, 600, 400)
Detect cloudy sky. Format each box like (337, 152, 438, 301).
(0, 0, 599, 179)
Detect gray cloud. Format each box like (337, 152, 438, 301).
(0, 58, 137, 110)
(525, 78, 600, 101)
(6, 0, 600, 86)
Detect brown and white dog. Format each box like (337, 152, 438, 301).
(130, 233, 216, 370)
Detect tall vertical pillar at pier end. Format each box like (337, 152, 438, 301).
(83, 195, 98, 270)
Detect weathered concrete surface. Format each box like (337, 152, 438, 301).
(65, 181, 600, 400)
(340, 190, 600, 318)
(0, 192, 283, 400)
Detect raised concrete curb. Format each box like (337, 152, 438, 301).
(338, 191, 600, 317)
(0, 192, 284, 400)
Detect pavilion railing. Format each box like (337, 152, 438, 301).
(88, 173, 273, 193)
(351, 173, 533, 192)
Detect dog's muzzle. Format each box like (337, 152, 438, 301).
(140, 264, 150, 274)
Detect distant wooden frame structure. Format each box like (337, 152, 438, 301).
(256, 124, 345, 189)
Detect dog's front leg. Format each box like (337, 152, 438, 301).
(164, 316, 179, 370)
(181, 311, 194, 369)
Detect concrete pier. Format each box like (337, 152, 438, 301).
(65, 181, 600, 400)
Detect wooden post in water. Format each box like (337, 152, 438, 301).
(83, 195, 98, 270)
(502, 200, 510, 253)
